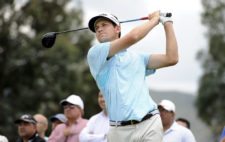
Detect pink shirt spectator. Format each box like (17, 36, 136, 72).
(48, 117, 88, 142)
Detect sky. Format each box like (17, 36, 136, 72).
(78, 0, 207, 95)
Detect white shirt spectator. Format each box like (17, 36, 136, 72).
(79, 111, 109, 142)
(163, 122, 196, 142)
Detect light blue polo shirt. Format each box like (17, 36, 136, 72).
(87, 42, 157, 121)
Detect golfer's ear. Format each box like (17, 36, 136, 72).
(115, 26, 121, 35)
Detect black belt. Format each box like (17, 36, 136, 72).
(110, 109, 159, 126)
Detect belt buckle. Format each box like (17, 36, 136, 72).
(116, 121, 121, 127)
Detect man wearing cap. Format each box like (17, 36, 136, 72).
(14, 114, 46, 142)
(48, 94, 88, 142)
(87, 10, 178, 142)
(158, 100, 196, 142)
(49, 113, 67, 130)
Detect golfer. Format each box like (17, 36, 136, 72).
(87, 11, 178, 142)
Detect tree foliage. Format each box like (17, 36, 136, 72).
(0, 0, 99, 140)
(196, 0, 225, 139)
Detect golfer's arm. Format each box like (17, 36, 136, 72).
(148, 22, 178, 69)
(108, 18, 159, 57)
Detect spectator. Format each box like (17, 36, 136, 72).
(176, 117, 191, 129)
(48, 94, 88, 142)
(49, 113, 67, 130)
(0, 135, 8, 142)
(14, 114, 45, 142)
(220, 126, 225, 142)
(79, 92, 109, 142)
(221, 137, 225, 142)
(158, 100, 196, 142)
(34, 114, 49, 141)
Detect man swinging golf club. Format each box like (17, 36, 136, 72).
(87, 10, 179, 142)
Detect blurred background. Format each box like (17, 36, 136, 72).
(0, 0, 224, 141)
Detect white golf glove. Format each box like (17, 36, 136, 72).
(160, 16, 173, 25)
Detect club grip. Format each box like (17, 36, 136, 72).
(140, 12, 172, 21)
(160, 12, 172, 17)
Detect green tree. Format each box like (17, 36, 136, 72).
(0, 0, 99, 140)
(196, 0, 225, 140)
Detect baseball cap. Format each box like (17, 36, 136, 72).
(88, 13, 120, 32)
(158, 100, 176, 112)
(14, 114, 37, 124)
(50, 113, 67, 123)
(60, 94, 84, 110)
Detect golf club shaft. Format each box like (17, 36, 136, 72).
(55, 27, 89, 34)
(119, 17, 148, 23)
(120, 12, 172, 23)
(53, 17, 148, 35)
(53, 12, 172, 34)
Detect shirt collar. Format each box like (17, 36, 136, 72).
(27, 133, 38, 142)
(164, 121, 179, 134)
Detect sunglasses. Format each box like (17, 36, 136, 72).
(63, 104, 76, 110)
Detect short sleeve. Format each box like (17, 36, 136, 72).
(141, 53, 156, 76)
(87, 42, 110, 79)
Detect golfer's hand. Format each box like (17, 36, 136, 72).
(160, 16, 173, 25)
(148, 11, 160, 24)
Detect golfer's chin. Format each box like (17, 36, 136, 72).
(98, 36, 111, 43)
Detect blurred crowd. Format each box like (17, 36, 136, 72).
(1, 92, 224, 142)
(0, 92, 221, 142)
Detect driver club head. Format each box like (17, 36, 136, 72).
(42, 32, 57, 48)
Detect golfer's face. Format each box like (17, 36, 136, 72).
(95, 19, 119, 42)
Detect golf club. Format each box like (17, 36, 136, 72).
(42, 12, 172, 48)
